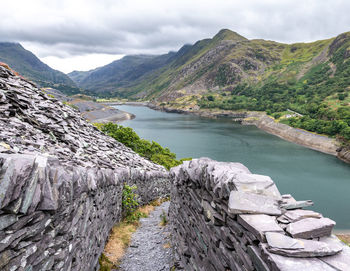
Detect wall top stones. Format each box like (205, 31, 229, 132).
(170, 158, 350, 271)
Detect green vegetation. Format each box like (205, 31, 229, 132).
(122, 184, 141, 219)
(99, 253, 115, 271)
(0, 42, 80, 95)
(160, 210, 168, 226)
(63, 101, 79, 110)
(68, 29, 349, 144)
(197, 33, 350, 144)
(95, 122, 190, 169)
(100, 198, 169, 270)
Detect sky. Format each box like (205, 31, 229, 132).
(0, 0, 350, 73)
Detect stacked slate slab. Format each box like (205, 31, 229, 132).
(169, 158, 350, 271)
(0, 64, 170, 271)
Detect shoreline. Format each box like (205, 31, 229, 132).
(111, 101, 349, 164)
(148, 103, 346, 161)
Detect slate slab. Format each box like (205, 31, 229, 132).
(318, 235, 350, 270)
(281, 200, 314, 210)
(228, 191, 282, 216)
(286, 217, 335, 239)
(260, 244, 336, 271)
(277, 209, 322, 223)
(232, 173, 282, 200)
(266, 232, 342, 257)
(238, 214, 284, 242)
(247, 245, 270, 271)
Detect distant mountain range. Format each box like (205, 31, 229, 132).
(1, 29, 349, 147)
(67, 29, 350, 146)
(66, 29, 350, 103)
(0, 42, 79, 95)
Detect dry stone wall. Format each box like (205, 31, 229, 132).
(170, 158, 350, 271)
(0, 64, 170, 271)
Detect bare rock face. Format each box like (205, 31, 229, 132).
(170, 158, 348, 271)
(0, 65, 170, 271)
(337, 146, 350, 164)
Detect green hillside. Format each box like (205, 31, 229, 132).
(68, 29, 350, 143)
(68, 53, 176, 97)
(0, 42, 80, 95)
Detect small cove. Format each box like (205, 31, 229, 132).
(114, 105, 350, 230)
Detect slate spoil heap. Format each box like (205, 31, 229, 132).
(0, 64, 169, 271)
(170, 158, 350, 271)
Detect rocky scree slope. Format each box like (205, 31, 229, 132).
(0, 64, 161, 170)
(0, 64, 169, 271)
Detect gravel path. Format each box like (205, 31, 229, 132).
(118, 201, 173, 271)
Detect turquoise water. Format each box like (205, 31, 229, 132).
(115, 105, 350, 229)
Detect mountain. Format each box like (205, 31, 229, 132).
(68, 52, 176, 97)
(69, 28, 350, 145)
(0, 42, 79, 95)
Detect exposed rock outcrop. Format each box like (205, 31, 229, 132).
(0, 64, 170, 271)
(337, 146, 350, 164)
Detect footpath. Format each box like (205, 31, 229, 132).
(118, 201, 173, 271)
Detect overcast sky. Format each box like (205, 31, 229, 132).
(1, 0, 349, 73)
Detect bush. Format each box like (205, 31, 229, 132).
(96, 122, 191, 169)
(207, 95, 215, 101)
(122, 184, 139, 217)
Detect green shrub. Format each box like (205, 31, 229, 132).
(122, 184, 139, 217)
(98, 253, 115, 271)
(95, 122, 191, 169)
(160, 210, 168, 226)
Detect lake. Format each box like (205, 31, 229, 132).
(115, 105, 350, 230)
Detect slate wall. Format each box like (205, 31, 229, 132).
(0, 153, 170, 271)
(169, 158, 350, 271)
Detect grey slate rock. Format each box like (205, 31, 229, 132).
(0, 214, 18, 230)
(277, 209, 322, 223)
(238, 214, 284, 242)
(260, 244, 336, 271)
(286, 217, 335, 239)
(247, 245, 271, 271)
(281, 200, 314, 210)
(0, 69, 170, 271)
(228, 190, 282, 216)
(233, 173, 282, 200)
(266, 232, 342, 257)
(319, 235, 350, 270)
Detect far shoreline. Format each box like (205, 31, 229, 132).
(110, 101, 350, 165)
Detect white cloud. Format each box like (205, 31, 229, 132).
(40, 54, 124, 74)
(1, 0, 349, 73)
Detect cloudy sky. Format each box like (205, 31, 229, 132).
(1, 0, 349, 73)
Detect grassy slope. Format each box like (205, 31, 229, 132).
(0, 42, 80, 95)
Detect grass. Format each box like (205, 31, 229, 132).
(324, 92, 350, 110)
(100, 198, 169, 270)
(336, 234, 350, 246)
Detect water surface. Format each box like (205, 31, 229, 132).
(115, 105, 350, 229)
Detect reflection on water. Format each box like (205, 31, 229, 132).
(115, 105, 350, 229)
